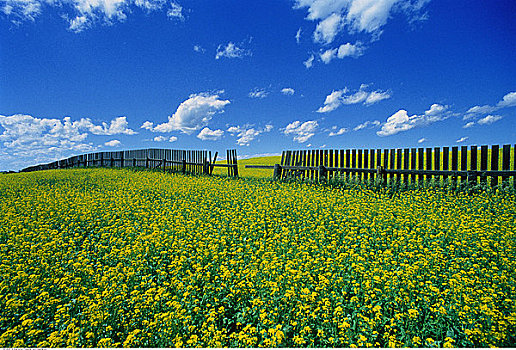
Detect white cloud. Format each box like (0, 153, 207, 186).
(320, 48, 337, 64)
(463, 122, 475, 128)
(377, 104, 449, 137)
(167, 1, 184, 20)
(295, 27, 302, 43)
(168, 136, 177, 142)
(364, 90, 390, 105)
(104, 139, 121, 147)
(317, 85, 390, 112)
(3, 0, 187, 32)
(466, 105, 496, 115)
(303, 54, 315, 68)
(281, 88, 295, 95)
(283, 120, 318, 143)
(248, 88, 269, 99)
(153, 136, 166, 141)
(227, 124, 273, 146)
(377, 110, 418, 136)
(145, 92, 230, 134)
(317, 89, 347, 113)
(337, 42, 364, 58)
(141, 121, 154, 130)
(193, 45, 205, 53)
(418, 137, 427, 143)
(313, 12, 343, 44)
(197, 127, 224, 141)
(456, 137, 468, 143)
(328, 126, 348, 136)
(497, 92, 516, 108)
(466, 91, 516, 117)
(477, 114, 503, 125)
(215, 42, 251, 59)
(294, 0, 429, 42)
(353, 120, 381, 131)
(321, 42, 365, 64)
(87, 116, 136, 135)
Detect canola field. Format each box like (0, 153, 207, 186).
(0, 168, 515, 347)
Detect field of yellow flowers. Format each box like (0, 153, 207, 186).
(0, 168, 515, 347)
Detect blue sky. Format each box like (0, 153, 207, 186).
(0, 0, 515, 171)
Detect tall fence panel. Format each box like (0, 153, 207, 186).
(271, 144, 516, 187)
(20, 148, 237, 177)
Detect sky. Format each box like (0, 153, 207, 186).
(0, 0, 515, 171)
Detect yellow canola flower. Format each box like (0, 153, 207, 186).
(0, 168, 514, 347)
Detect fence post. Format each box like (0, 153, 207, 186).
(273, 164, 282, 180)
(163, 157, 166, 172)
(120, 153, 124, 168)
(146, 156, 149, 168)
(182, 159, 186, 174)
(133, 158, 136, 167)
(376, 166, 385, 184)
(318, 165, 327, 182)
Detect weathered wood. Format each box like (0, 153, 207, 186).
(352, 149, 357, 180)
(470, 146, 478, 185)
(480, 145, 488, 184)
(491, 145, 499, 187)
(460, 146, 468, 183)
(502, 144, 511, 183)
(451, 146, 458, 186)
(434, 147, 440, 184)
(442, 147, 449, 183)
(357, 149, 363, 182)
(273, 164, 282, 179)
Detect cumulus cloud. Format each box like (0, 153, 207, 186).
(0, 113, 138, 168)
(303, 54, 315, 68)
(2, 0, 186, 32)
(143, 92, 230, 134)
(418, 137, 427, 143)
(317, 85, 391, 113)
(466, 91, 516, 117)
(463, 122, 475, 129)
(353, 120, 381, 131)
(477, 115, 503, 125)
(168, 136, 177, 142)
(197, 127, 224, 141)
(248, 88, 269, 99)
(377, 104, 448, 136)
(281, 88, 295, 95)
(456, 137, 468, 143)
(215, 42, 251, 59)
(294, 0, 429, 43)
(227, 124, 273, 146)
(104, 139, 121, 147)
(328, 126, 348, 136)
(153, 136, 166, 142)
(283, 120, 318, 143)
(320, 42, 364, 64)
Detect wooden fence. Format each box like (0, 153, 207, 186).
(20, 148, 239, 177)
(246, 144, 516, 187)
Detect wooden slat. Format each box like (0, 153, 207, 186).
(451, 146, 458, 186)
(383, 149, 389, 183)
(396, 149, 402, 183)
(370, 149, 375, 182)
(357, 149, 363, 182)
(403, 148, 410, 183)
(434, 147, 440, 184)
(470, 146, 477, 185)
(418, 148, 424, 184)
(364, 149, 369, 181)
(352, 149, 357, 180)
(502, 144, 511, 183)
(425, 148, 431, 183)
(460, 146, 468, 183)
(491, 145, 499, 187)
(442, 147, 449, 183)
(480, 145, 488, 184)
(339, 150, 344, 179)
(514, 144, 516, 188)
